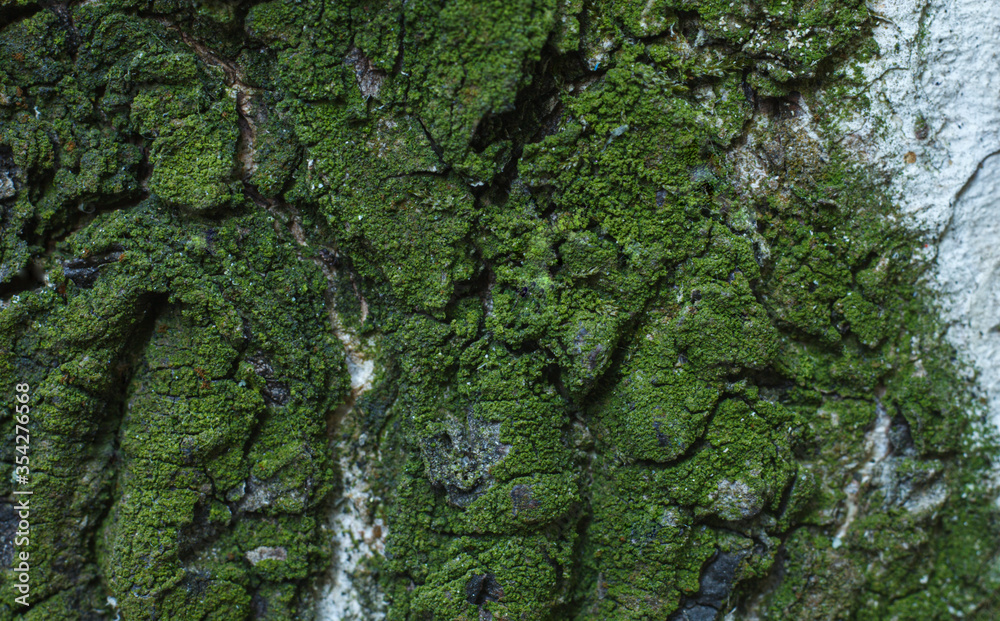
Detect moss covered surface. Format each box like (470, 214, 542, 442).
(1, 0, 998, 619)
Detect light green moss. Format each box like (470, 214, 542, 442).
(2, 0, 999, 619)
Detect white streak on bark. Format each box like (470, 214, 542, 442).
(317, 317, 385, 621)
(832, 403, 892, 549)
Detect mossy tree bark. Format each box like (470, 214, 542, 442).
(0, 0, 998, 620)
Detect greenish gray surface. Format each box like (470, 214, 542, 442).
(0, 0, 998, 619)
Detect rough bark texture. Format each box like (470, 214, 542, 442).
(0, 0, 998, 619)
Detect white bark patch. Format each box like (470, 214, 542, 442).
(317, 314, 385, 620)
(245, 546, 287, 566)
(855, 0, 1000, 424)
(832, 403, 892, 549)
(317, 436, 387, 621)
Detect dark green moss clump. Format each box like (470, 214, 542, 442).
(1, 0, 998, 620)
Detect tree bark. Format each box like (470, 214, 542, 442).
(0, 0, 998, 619)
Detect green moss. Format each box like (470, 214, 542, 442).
(147, 103, 239, 212)
(2, 0, 999, 618)
(1, 196, 348, 616)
